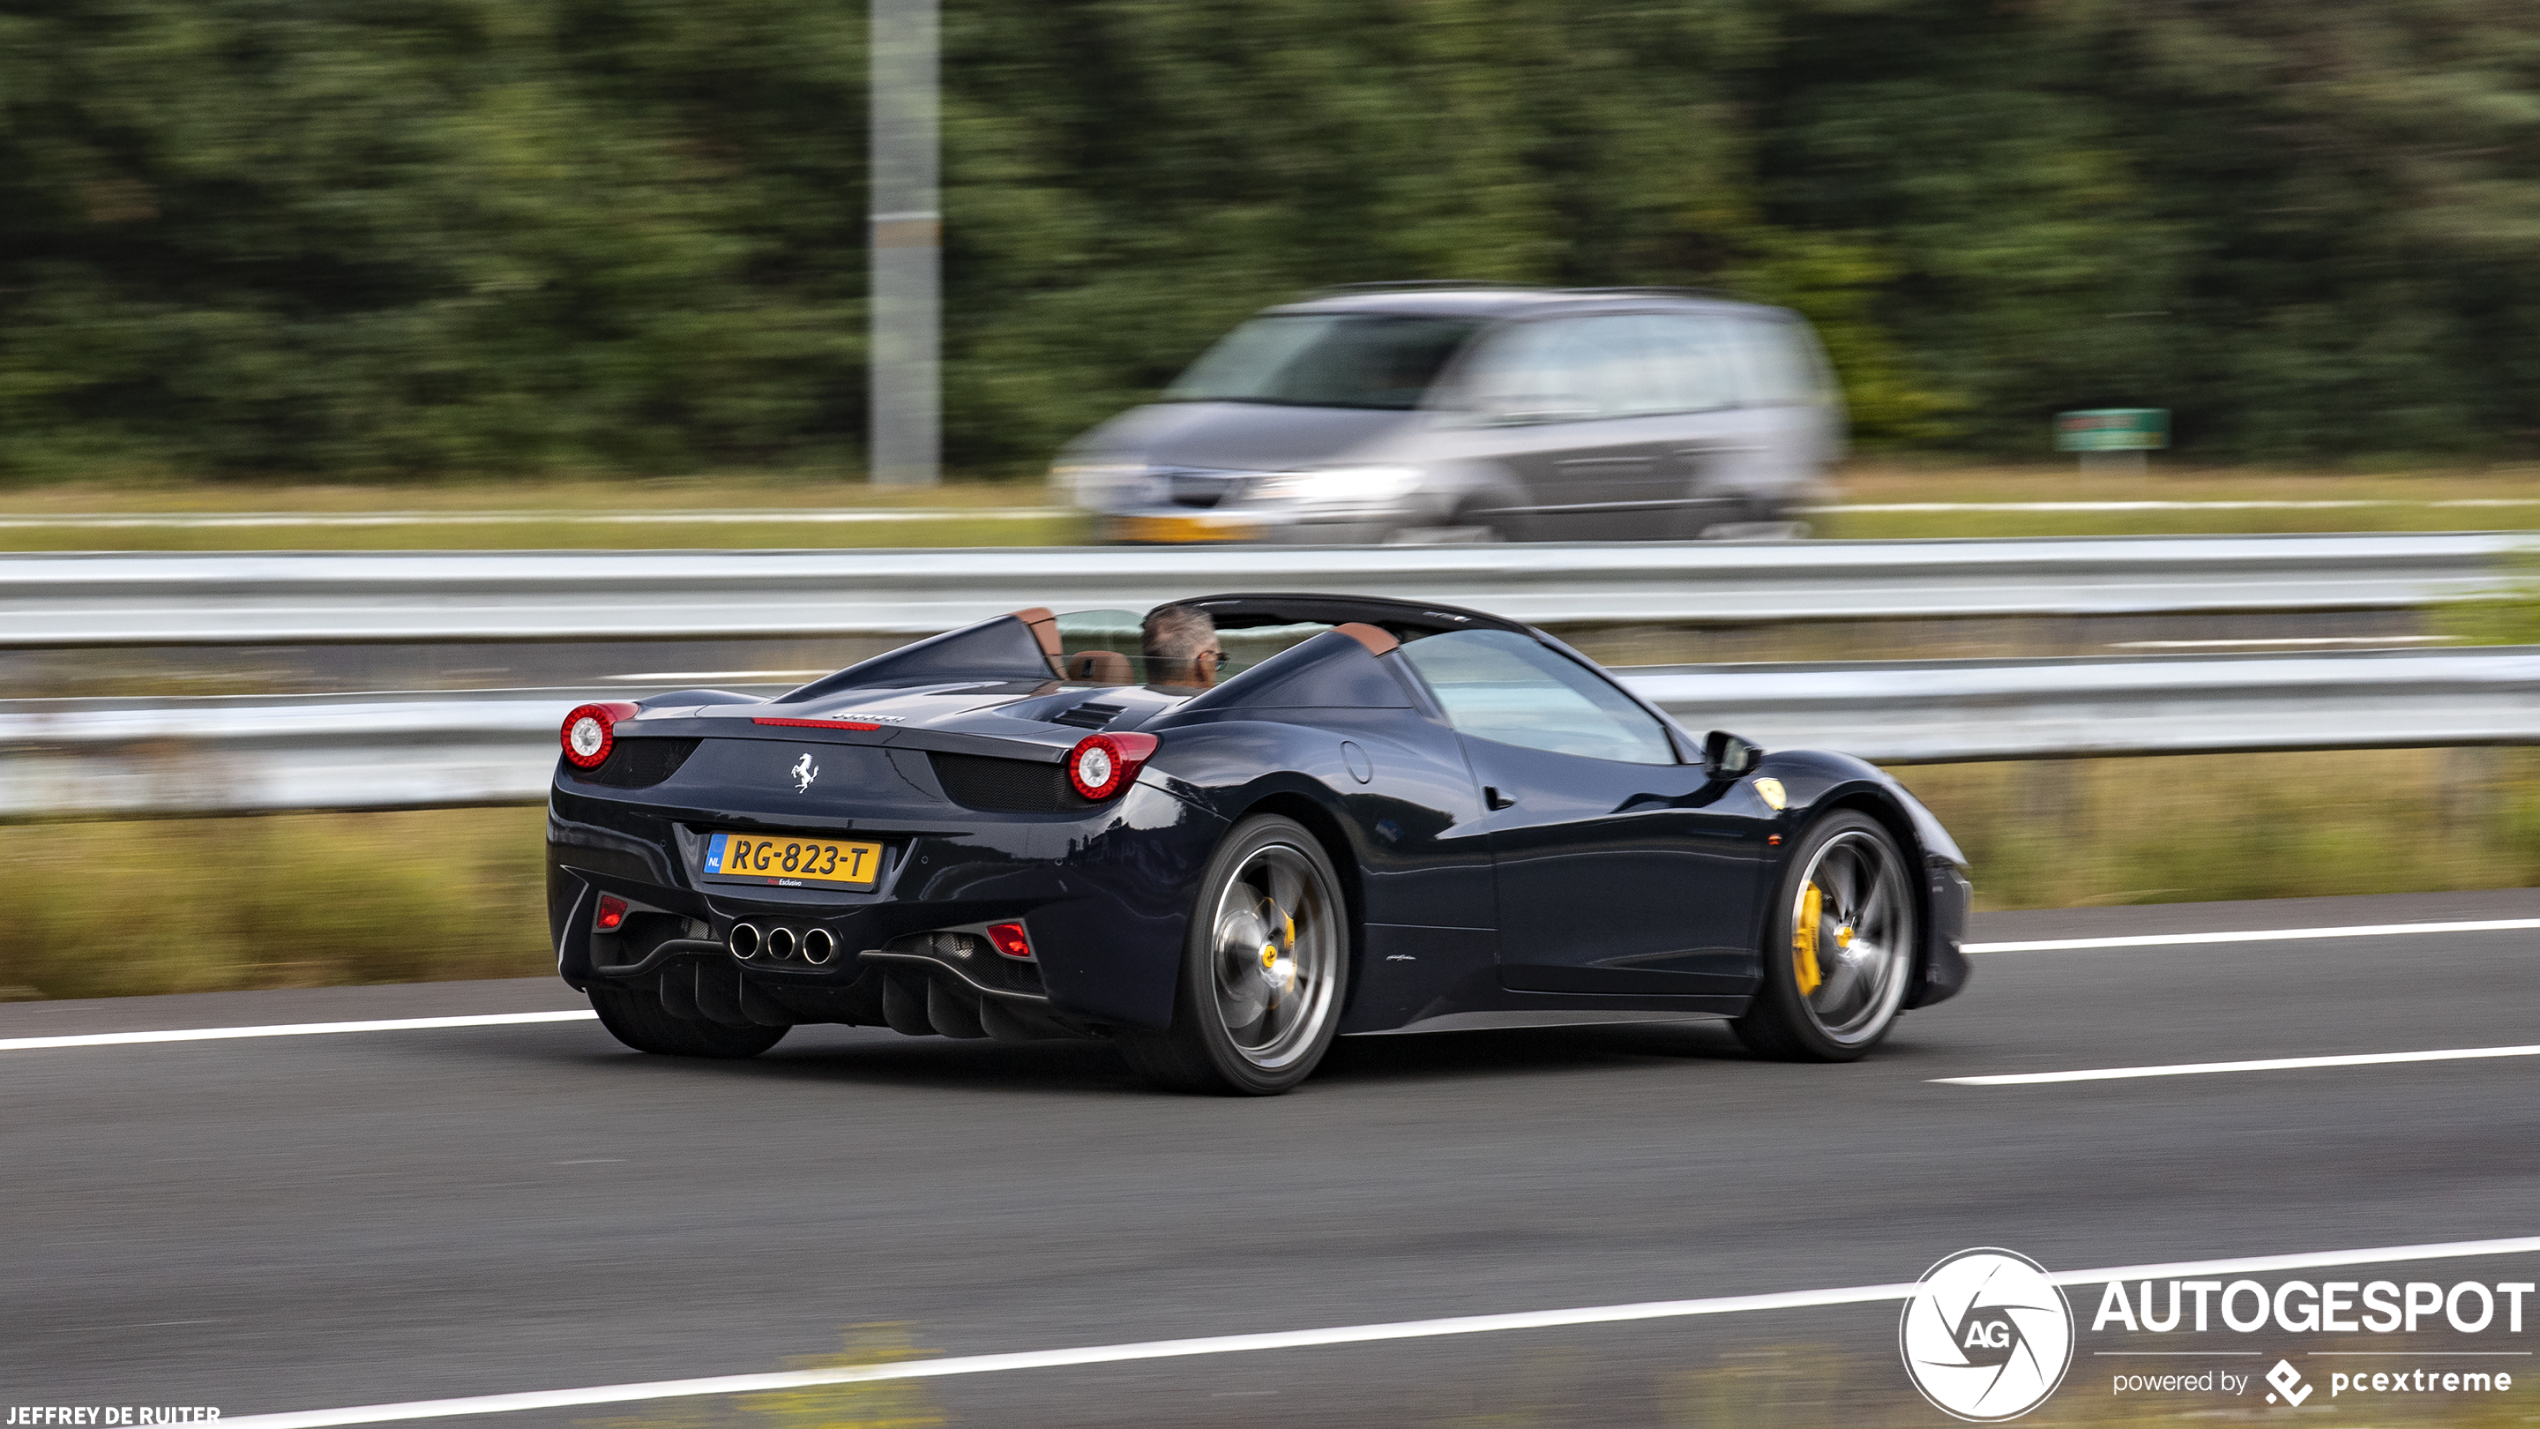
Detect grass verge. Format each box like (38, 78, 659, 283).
(1817, 461, 2540, 539)
(0, 462, 2535, 549)
(0, 807, 550, 1000)
(0, 474, 1083, 550)
(4, 745, 2535, 1000)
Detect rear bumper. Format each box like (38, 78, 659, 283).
(547, 778, 1226, 1033)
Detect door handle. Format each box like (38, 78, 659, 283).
(1484, 786, 1516, 811)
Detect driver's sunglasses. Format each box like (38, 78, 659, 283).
(1204, 649, 1230, 669)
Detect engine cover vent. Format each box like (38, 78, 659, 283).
(1052, 701, 1124, 730)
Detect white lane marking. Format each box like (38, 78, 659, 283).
(1965, 916, 2540, 954)
(2108, 635, 2454, 649)
(214, 1234, 2540, 1429)
(1938, 1044, 2540, 1086)
(1804, 498, 2540, 513)
(12, 917, 2528, 1052)
(0, 1010, 596, 1053)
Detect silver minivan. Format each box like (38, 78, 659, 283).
(1058, 284, 1844, 544)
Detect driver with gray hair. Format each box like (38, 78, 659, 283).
(1140, 603, 1225, 689)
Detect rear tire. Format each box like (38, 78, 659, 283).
(1732, 811, 1916, 1062)
(590, 982, 788, 1059)
(1120, 815, 1350, 1095)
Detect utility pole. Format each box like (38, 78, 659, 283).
(868, 0, 939, 486)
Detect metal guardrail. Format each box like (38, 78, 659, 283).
(3, 531, 2527, 647)
(7, 648, 2537, 819)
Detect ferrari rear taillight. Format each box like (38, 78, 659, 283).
(595, 894, 628, 931)
(561, 701, 641, 770)
(1065, 732, 1158, 801)
(986, 922, 1033, 959)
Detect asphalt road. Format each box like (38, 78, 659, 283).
(5, 889, 2538, 1427)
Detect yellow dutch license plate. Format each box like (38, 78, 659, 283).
(703, 831, 883, 889)
(1113, 513, 1258, 543)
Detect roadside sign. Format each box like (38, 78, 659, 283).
(2056, 409, 2169, 452)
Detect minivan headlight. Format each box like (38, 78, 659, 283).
(1052, 461, 1147, 506)
(1247, 466, 1424, 506)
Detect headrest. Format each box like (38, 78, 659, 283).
(1066, 649, 1134, 684)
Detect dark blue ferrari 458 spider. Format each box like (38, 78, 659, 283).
(548, 593, 1970, 1093)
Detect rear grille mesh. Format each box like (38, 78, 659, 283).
(930, 753, 1096, 813)
(581, 738, 701, 789)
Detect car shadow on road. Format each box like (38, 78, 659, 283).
(500, 1015, 1772, 1098)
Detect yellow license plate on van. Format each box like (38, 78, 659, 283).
(1112, 513, 1258, 543)
(703, 832, 882, 888)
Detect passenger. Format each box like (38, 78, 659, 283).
(1140, 603, 1227, 690)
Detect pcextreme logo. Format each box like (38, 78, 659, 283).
(1900, 1249, 2077, 1421)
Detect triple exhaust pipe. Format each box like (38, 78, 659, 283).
(727, 921, 837, 965)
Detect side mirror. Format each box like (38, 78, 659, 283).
(1704, 729, 1763, 778)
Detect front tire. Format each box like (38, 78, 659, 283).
(1120, 815, 1350, 1095)
(590, 982, 788, 1059)
(1732, 811, 1917, 1062)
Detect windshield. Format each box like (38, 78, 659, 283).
(1164, 314, 1479, 411)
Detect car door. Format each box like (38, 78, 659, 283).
(1459, 316, 1670, 540)
(1634, 312, 1777, 536)
(1395, 628, 1769, 996)
(1720, 314, 1844, 518)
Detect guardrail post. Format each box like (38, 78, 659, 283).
(868, 0, 940, 487)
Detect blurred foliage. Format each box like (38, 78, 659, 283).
(5, 1, 2539, 477)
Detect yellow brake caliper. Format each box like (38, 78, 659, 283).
(1794, 883, 1825, 996)
(1259, 907, 1299, 994)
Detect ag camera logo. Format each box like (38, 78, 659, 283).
(1900, 1248, 2075, 1421)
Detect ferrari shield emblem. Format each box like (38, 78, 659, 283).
(1752, 777, 1786, 810)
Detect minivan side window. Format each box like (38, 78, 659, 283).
(1728, 318, 1825, 406)
(1462, 318, 1608, 422)
(1635, 314, 1740, 413)
(1399, 629, 1678, 765)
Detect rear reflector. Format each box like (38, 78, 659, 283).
(595, 895, 628, 932)
(986, 923, 1033, 959)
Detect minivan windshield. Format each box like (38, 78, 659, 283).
(1164, 314, 1479, 411)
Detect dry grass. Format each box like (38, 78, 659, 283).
(0, 807, 550, 1001)
(1818, 460, 2540, 539)
(4, 461, 2538, 550)
(0, 473, 1081, 551)
(5, 747, 2536, 1000)
(1898, 746, 2540, 910)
